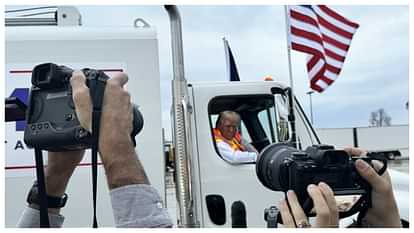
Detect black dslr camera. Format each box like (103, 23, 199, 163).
(24, 63, 144, 151)
(256, 143, 386, 217)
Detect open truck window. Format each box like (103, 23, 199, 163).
(208, 94, 290, 164)
(274, 94, 291, 142)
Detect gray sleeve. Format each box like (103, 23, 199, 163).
(110, 184, 173, 228)
(16, 206, 64, 228)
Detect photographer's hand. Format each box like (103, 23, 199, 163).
(344, 148, 401, 227)
(279, 182, 339, 228)
(70, 71, 149, 190)
(71, 70, 93, 132)
(29, 150, 85, 214)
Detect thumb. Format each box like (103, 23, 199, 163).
(107, 72, 128, 88)
(355, 159, 385, 191)
(70, 70, 88, 90)
(70, 70, 92, 132)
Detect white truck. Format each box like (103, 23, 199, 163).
(5, 6, 409, 227)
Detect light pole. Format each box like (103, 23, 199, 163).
(306, 90, 314, 125)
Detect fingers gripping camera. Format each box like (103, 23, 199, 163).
(23, 63, 143, 151)
(256, 143, 387, 217)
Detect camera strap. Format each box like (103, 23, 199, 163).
(33, 148, 50, 227)
(88, 73, 108, 228)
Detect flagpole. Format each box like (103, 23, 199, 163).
(284, 5, 295, 94)
(223, 37, 230, 80)
(284, 5, 298, 148)
(223, 37, 241, 81)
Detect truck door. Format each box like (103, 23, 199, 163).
(189, 83, 320, 227)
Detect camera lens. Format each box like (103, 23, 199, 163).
(132, 104, 144, 136)
(256, 143, 300, 191)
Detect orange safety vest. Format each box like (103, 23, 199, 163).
(213, 128, 246, 152)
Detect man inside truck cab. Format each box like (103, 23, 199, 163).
(213, 111, 258, 163)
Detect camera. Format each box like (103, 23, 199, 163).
(24, 63, 144, 151)
(256, 143, 384, 215)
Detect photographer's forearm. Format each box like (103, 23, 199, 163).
(27, 151, 85, 215)
(45, 151, 84, 196)
(99, 137, 149, 189)
(40, 171, 68, 215)
(45, 167, 71, 198)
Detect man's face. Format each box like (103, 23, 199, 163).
(219, 117, 239, 140)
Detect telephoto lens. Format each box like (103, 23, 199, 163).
(255, 142, 298, 191)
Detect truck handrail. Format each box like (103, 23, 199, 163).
(181, 99, 198, 225)
(165, 5, 197, 227)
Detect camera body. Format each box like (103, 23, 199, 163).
(256, 144, 375, 213)
(24, 63, 143, 151)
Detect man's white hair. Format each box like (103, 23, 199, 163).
(216, 110, 240, 128)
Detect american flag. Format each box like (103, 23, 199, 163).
(288, 5, 359, 92)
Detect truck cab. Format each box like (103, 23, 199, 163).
(182, 81, 320, 227)
(178, 80, 409, 227)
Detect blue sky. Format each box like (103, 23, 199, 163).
(6, 5, 410, 138)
